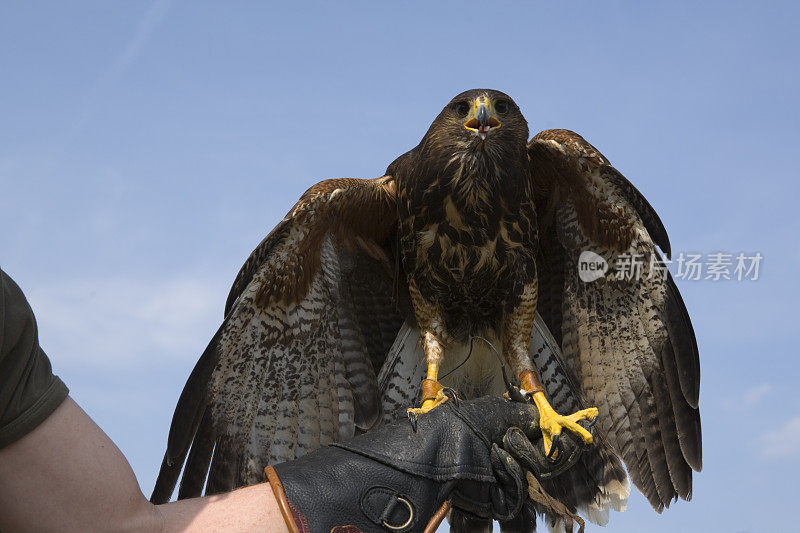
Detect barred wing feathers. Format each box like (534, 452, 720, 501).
(529, 129, 701, 512)
(151, 176, 404, 503)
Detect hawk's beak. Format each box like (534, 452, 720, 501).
(464, 98, 501, 139)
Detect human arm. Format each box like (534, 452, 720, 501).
(0, 394, 288, 532)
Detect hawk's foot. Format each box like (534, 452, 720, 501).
(531, 391, 598, 457)
(406, 379, 453, 420)
(407, 389, 450, 417)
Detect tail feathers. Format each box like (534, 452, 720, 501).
(581, 475, 630, 525)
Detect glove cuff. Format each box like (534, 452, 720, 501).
(266, 447, 449, 533)
(265, 465, 307, 533)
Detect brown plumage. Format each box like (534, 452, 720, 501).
(390, 90, 537, 341)
(152, 89, 701, 530)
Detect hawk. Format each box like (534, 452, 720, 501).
(152, 89, 701, 528)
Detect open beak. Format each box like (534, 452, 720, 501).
(464, 97, 501, 139)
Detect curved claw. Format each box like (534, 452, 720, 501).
(442, 387, 460, 406)
(532, 392, 599, 457)
(406, 410, 418, 432)
(546, 433, 561, 462)
(582, 413, 598, 440)
(505, 383, 530, 404)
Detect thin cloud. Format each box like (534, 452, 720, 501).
(64, 0, 173, 143)
(742, 383, 772, 408)
(761, 416, 800, 459)
(27, 276, 224, 369)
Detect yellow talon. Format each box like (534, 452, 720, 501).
(407, 389, 450, 417)
(531, 391, 598, 456)
(407, 363, 451, 419)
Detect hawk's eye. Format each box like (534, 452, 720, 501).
(495, 100, 510, 114)
(455, 102, 470, 117)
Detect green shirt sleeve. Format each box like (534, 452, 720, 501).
(0, 269, 68, 448)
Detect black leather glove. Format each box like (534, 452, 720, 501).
(265, 396, 581, 533)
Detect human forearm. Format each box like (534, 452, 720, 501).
(154, 483, 288, 533)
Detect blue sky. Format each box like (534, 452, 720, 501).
(1, 2, 798, 531)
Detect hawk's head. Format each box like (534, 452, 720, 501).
(424, 89, 529, 154)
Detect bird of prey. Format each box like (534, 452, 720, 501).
(152, 89, 701, 529)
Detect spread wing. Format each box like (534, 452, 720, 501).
(529, 129, 702, 512)
(151, 176, 407, 503)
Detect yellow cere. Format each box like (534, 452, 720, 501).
(463, 97, 502, 133)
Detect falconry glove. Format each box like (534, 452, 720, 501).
(265, 396, 581, 533)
